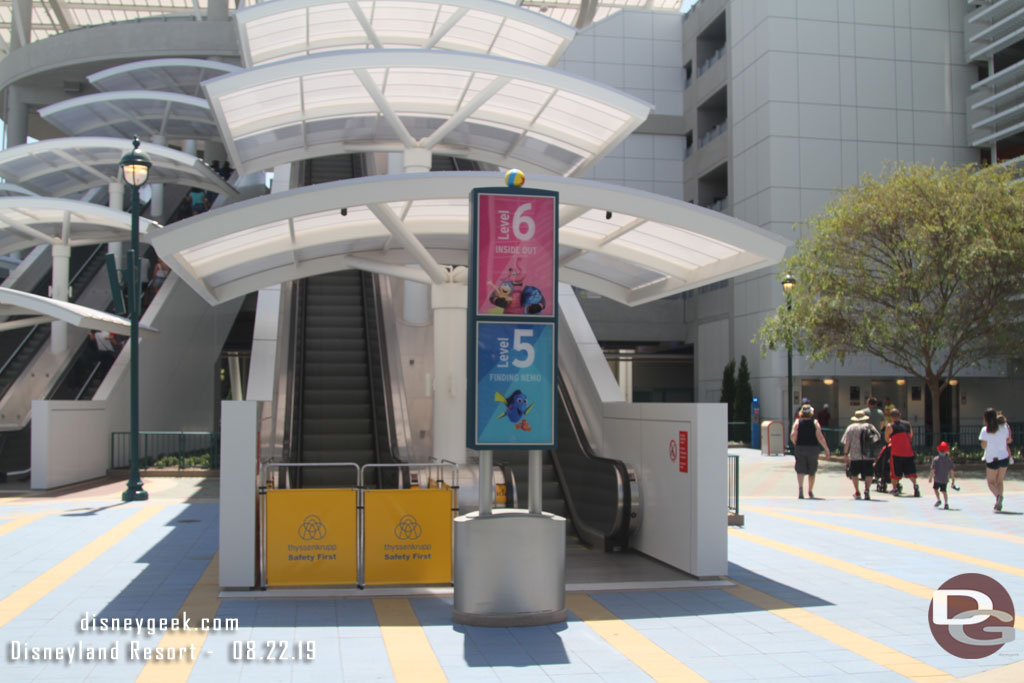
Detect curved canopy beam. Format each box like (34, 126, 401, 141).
(0, 287, 156, 337)
(235, 0, 577, 67)
(0, 137, 237, 199)
(0, 197, 161, 256)
(151, 172, 789, 306)
(88, 58, 242, 97)
(204, 50, 651, 177)
(39, 91, 221, 141)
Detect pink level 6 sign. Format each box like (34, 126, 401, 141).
(474, 192, 556, 318)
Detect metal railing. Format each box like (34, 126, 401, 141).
(727, 454, 739, 516)
(110, 431, 219, 470)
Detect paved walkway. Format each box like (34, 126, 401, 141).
(0, 452, 1021, 682)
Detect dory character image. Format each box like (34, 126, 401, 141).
(495, 389, 533, 431)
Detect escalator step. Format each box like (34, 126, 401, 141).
(303, 418, 372, 435)
(304, 376, 370, 391)
(303, 434, 374, 451)
(304, 404, 372, 420)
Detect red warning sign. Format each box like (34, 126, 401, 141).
(679, 430, 688, 473)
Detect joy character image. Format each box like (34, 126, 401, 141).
(487, 280, 514, 311)
(494, 389, 533, 431)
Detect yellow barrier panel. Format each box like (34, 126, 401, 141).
(265, 489, 357, 586)
(364, 489, 453, 585)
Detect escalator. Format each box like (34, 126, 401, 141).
(0, 245, 106, 400)
(284, 153, 398, 487)
(498, 375, 638, 551)
(0, 245, 111, 477)
(288, 270, 398, 487)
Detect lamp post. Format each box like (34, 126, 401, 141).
(120, 137, 151, 502)
(782, 273, 796, 453)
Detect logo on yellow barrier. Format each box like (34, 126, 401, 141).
(299, 515, 327, 540)
(394, 515, 422, 540)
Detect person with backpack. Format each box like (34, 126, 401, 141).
(885, 408, 919, 496)
(842, 410, 881, 500)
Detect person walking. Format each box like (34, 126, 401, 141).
(929, 441, 956, 510)
(979, 408, 1011, 511)
(885, 408, 919, 496)
(842, 410, 880, 500)
(790, 403, 829, 499)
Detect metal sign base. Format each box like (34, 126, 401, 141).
(452, 509, 566, 626)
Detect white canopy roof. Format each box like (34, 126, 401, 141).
(235, 0, 576, 67)
(0, 1, 208, 49)
(204, 50, 651, 176)
(0, 197, 161, 256)
(0, 137, 236, 199)
(39, 92, 221, 142)
(0, 288, 156, 337)
(506, 0, 683, 29)
(88, 58, 242, 96)
(151, 172, 789, 306)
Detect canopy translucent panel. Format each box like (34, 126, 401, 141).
(0, 288, 156, 336)
(39, 92, 221, 141)
(0, 197, 160, 256)
(0, 1, 208, 49)
(235, 0, 576, 67)
(494, 0, 682, 29)
(204, 50, 651, 177)
(88, 59, 242, 96)
(0, 137, 236, 199)
(151, 172, 788, 306)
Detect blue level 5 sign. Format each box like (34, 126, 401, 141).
(472, 321, 555, 448)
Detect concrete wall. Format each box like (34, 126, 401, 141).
(604, 401, 728, 578)
(30, 400, 108, 489)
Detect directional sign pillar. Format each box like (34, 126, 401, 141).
(453, 177, 567, 626)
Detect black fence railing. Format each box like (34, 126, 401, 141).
(110, 431, 219, 470)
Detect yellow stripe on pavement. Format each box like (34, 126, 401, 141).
(0, 511, 50, 537)
(136, 554, 220, 683)
(0, 504, 165, 628)
(726, 581, 953, 682)
(751, 505, 1024, 546)
(566, 593, 706, 682)
(729, 528, 1024, 631)
(748, 507, 1024, 579)
(373, 598, 446, 683)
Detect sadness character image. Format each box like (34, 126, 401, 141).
(486, 257, 545, 315)
(494, 389, 533, 431)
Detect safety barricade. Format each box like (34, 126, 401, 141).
(261, 463, 361, 587)
(362, 462, 458, 586)
(259, 461, 457, 588)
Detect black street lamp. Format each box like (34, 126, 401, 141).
(120, 137, 151, 503)
(782, 273, 796, 454)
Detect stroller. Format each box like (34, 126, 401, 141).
(874, 444, 902, 494)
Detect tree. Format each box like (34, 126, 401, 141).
(758, 163, 1024, 445)
(721, 359, 736, 440)
(734, 356, 753, 443)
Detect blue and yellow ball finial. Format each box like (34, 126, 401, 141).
(504, 168, 526, 188)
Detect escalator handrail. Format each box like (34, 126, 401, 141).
(550, 373, 633, 551)
(363, 273, 400, 469)
(284, 281, 307, 483)
(0, 243, 109, 382)
(74, 361, 103, 401)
